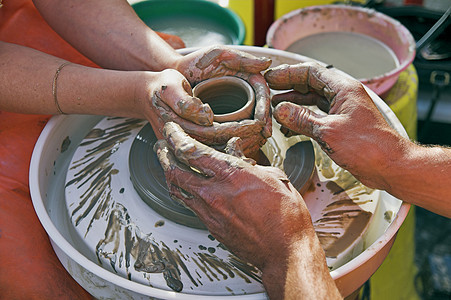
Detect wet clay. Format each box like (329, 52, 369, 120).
(192, 77, 255, 123)
(286, 32, 399, 80)
(96, 202, 261, 292)
(303, 145, 375, 260)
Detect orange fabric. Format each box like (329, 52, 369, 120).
(0, 1, 94, 297)
(1, 1, 184, 297)
(2, 0, 118, 298)
(0, 0, 99, 67)
(0, 175, 92, 300)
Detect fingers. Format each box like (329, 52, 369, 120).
(154, 138, 209, 200)
(154, 123, 255, 231)
(154, 139, 210, 214)
(195, 46, 272, 74)
(156, 99, 265, 145)
(265, 63, 309, 91)
(273, 102, 323, 139)
(247, 74, 272, 138)
(264, 62, 336, 103)
(151, 77, 267, 154)
(157, 73, 214, 126)
(162, 122, 250, 177)
(222, 48, 272, 73)
(181, 46, 272, 85)
(272, 90, 331, 113)
(224, 137, 256, 165)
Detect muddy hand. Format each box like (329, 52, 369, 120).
(174, 74, 270, 155)
(137, 69, 214, 140)
(176, 46, 272, 85)
(173, 46, 273, 153)
(264, 62, 401, 188)
(154, 122, 314, 273)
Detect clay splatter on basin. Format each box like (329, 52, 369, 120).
(65, 117, 263, 295)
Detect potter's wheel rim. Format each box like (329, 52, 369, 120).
(30, 46, 410, 298)
(330, 197, 410, 295)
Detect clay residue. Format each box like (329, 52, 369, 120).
(316, 210, 372, 258)
(66, 118, 261, 293)
(314, 143, 373, 196)
(307, 142, 375, 260)
(66, 118, 145, 236)
(155, 220, 165, 227)
(312, 180, 373, 258)
(94, 201, 261, 292)
(61, 136, 71, 153)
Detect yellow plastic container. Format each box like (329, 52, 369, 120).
(384, 64, 419, 140)
(226, 0, 254, 45)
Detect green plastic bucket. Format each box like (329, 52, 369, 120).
(132, 0, 245, 47)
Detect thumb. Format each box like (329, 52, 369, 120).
(160, 83, 214, 126)
(273, 102, 323, 140)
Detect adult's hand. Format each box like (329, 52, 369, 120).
(264, 62, 404, 190)
(174, 46, 273, 155)
(154, 122, 342, 299)
(265, 62, 451, 217)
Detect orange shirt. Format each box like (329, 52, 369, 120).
(0, 1, 95, 298)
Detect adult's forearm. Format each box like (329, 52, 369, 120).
(384, 141, 451, 217)
(0, 41, 141, 118)
(32, 0, 181, 71)
(262, 233, 342, 299)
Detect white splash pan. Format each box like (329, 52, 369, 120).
(30, 46, 410, 298)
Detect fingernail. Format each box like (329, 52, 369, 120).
(273, 103, 292, 123)
(198, 104, 213, 125)
(259, 57, 272, 66)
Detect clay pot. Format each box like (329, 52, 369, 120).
(193, 76, 255, 123)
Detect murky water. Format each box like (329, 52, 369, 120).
(286, 32, 399, 79)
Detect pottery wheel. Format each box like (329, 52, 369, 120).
(128, 123, 315, 230)
(64, 116, 378, 296)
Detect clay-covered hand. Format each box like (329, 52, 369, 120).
(155, 122, 342, 299)
(154, 122, 316, 294)
(154, 122, 313, 265)
(173, 46, 273, 155)
(134, 69, 214, 140)
(264, 62, 403, 189)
